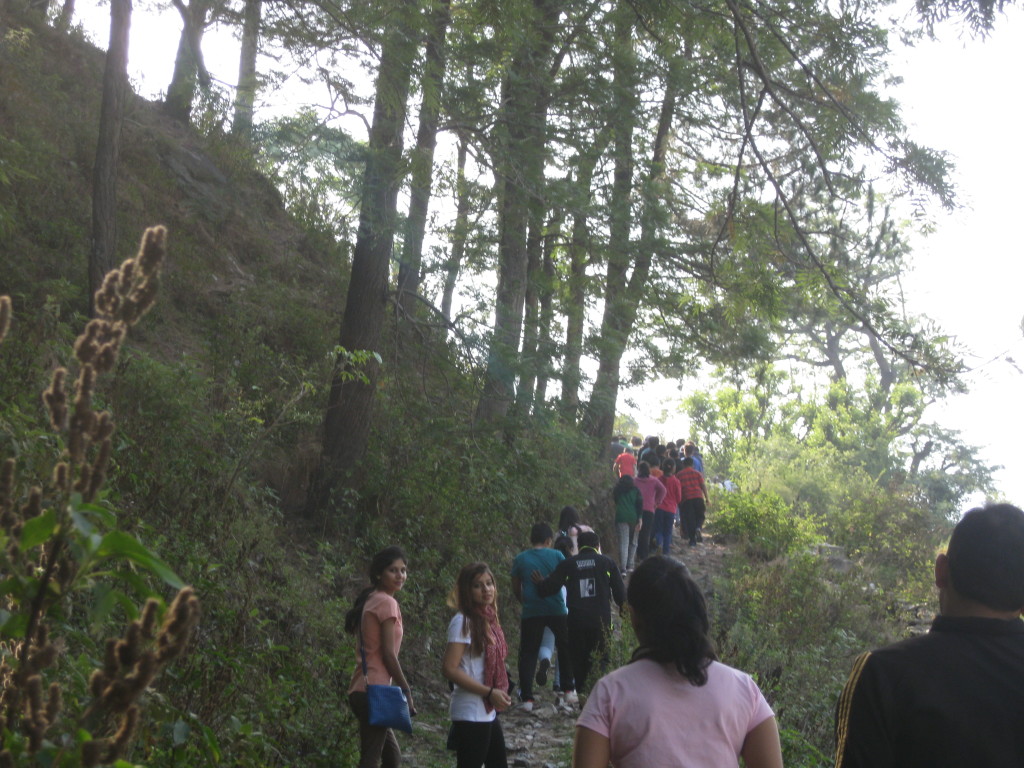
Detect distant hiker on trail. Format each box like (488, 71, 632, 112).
(573, 556, 783, 768)
(655, 458, 682, 556)
(632, 461, 666, 563)
(534, 531, 625, 695)
(612, 473, 643, 574)
(684, 441, 704, 475)
(834, 502, 1024, 768)
(345, 546, 415, 768)
(613, 446, 636, 478)
(677, 456, 710, 547)
(558, 506, 593, 555)
(442, 562, 512, 768)
(510, 523, 577, 712)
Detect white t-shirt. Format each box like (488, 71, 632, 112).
(447, 613, 495, 723)
(576, 658, 774, 767)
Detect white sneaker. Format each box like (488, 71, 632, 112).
(563, 691, 579, 706)
(519, 700, 534, 712)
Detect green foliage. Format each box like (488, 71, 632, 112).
(713, 554, 899, 761)
(711, 491, 821, 560)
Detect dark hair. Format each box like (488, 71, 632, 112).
(577, 530, 600, 550)
(628, 556, 716, 685)
(558, 506, 581, 534)
(344, 546, 408, 634)
(661, 458, 675, 474)
(613, 474, 636, 500)
(449, 562, 499, 655)
(947, 503, 1024, 611)
(553, 534, 574, 559)
(637, 461, 651, 478)
(681, 457, 694, 468)
(530, 521, 554, 544)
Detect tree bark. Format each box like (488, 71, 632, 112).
(475, 0, 559, 426)
(441, 132, 469, 323)
(306, 0, 419, 516)
(231, 0, 261, 141)
(397, 0, 452, 318)
(584, 61, 679, 440)
(89, 0, 131, 317)
(533, 211, 562, 408)
(164, 0, 211, 124)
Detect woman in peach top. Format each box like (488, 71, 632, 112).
(345, 546, 415, 768)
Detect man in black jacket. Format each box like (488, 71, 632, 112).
(834, 503, 1024, 768)
(535, 531, 626, 694)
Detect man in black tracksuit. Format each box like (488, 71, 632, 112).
(535, 531, 626, 693)
(834, 503, 1024, 768)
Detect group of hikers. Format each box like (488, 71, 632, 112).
(610, 435, 712, 570)
(343, 446, 1024, 768)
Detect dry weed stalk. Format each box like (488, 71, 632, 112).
(0, 227, 202, 766)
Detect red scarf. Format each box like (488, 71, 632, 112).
(477, 604, 508, 713)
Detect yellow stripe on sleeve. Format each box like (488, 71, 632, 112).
(834, 651, 872, 768)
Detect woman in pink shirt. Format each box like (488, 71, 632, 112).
(346, 546, 416, 768)
(632, 462, 667, 563)
(574, 557, 782, 768)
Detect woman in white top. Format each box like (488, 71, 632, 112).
(442, 563, 514, 768)
(574, 556, 783, 768)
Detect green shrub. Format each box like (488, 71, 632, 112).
(711, 490, 820, 559)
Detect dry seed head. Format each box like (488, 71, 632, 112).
(92, 411, 114, 442)
(0, 296, 11, 344)
(72, 464, 92, 496)
(81, 738, 104, 768)
(155, 587, 200, 663)
(89, 669, 106, 699)
(103, 638, 118, 677)
(20, 487, 41, 520)
(94, 269, 122, 319)
(137, 226, 167, 273)
(52, 462, 69, 492)
(140, 599, 159, 638)
(42, 368, 68, 432)
(46, 682, 61, 725)
(0, 458, 14, 512)
(111, 706, 139, 755)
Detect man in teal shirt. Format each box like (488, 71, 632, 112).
(511, 522, 576, 710)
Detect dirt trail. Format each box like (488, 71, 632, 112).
(406, 533, 730, 767)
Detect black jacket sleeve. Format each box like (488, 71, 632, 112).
(535, 558, 571, 598)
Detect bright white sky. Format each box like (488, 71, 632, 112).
(78, 1, 1023, 507)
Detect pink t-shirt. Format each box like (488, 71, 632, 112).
(576, 658, 774, 768)
(348, 590, 403, 693)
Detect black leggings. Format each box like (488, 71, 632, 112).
(449, 719, 508, 768)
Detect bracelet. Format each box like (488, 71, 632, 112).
(486, 686, 494, 700)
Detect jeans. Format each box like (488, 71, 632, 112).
(681, 497, 707, 544)
(654, 508, 675, 555)
(349, 691, 401, 768)
(616, 521, 637, 570)
(636, 510, 656, 561)
(449, 719, 508, 768)
(518, 614, 574, 702)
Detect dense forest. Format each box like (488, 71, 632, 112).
(0, 0, 1011, 765)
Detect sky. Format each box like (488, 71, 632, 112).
(77, 1, 1024, 506)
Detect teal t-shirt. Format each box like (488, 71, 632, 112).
(512, 548, 567, 618)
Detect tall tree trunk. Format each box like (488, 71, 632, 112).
(441, 132, 469, 323)
(89, 0, 131, 317)
(584, 68, 679, 440)
(305, 0, 419, 517)
(57, 0, 75, 29)
(533, 211, 563, 408)
(514, 194, 546, 417)
(559, 125, 611, 420)
(164, 0, 211, 124)
(475, 0, 559, 426)
(231, 0, 261, 141)
(397, 0, 451, 318)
